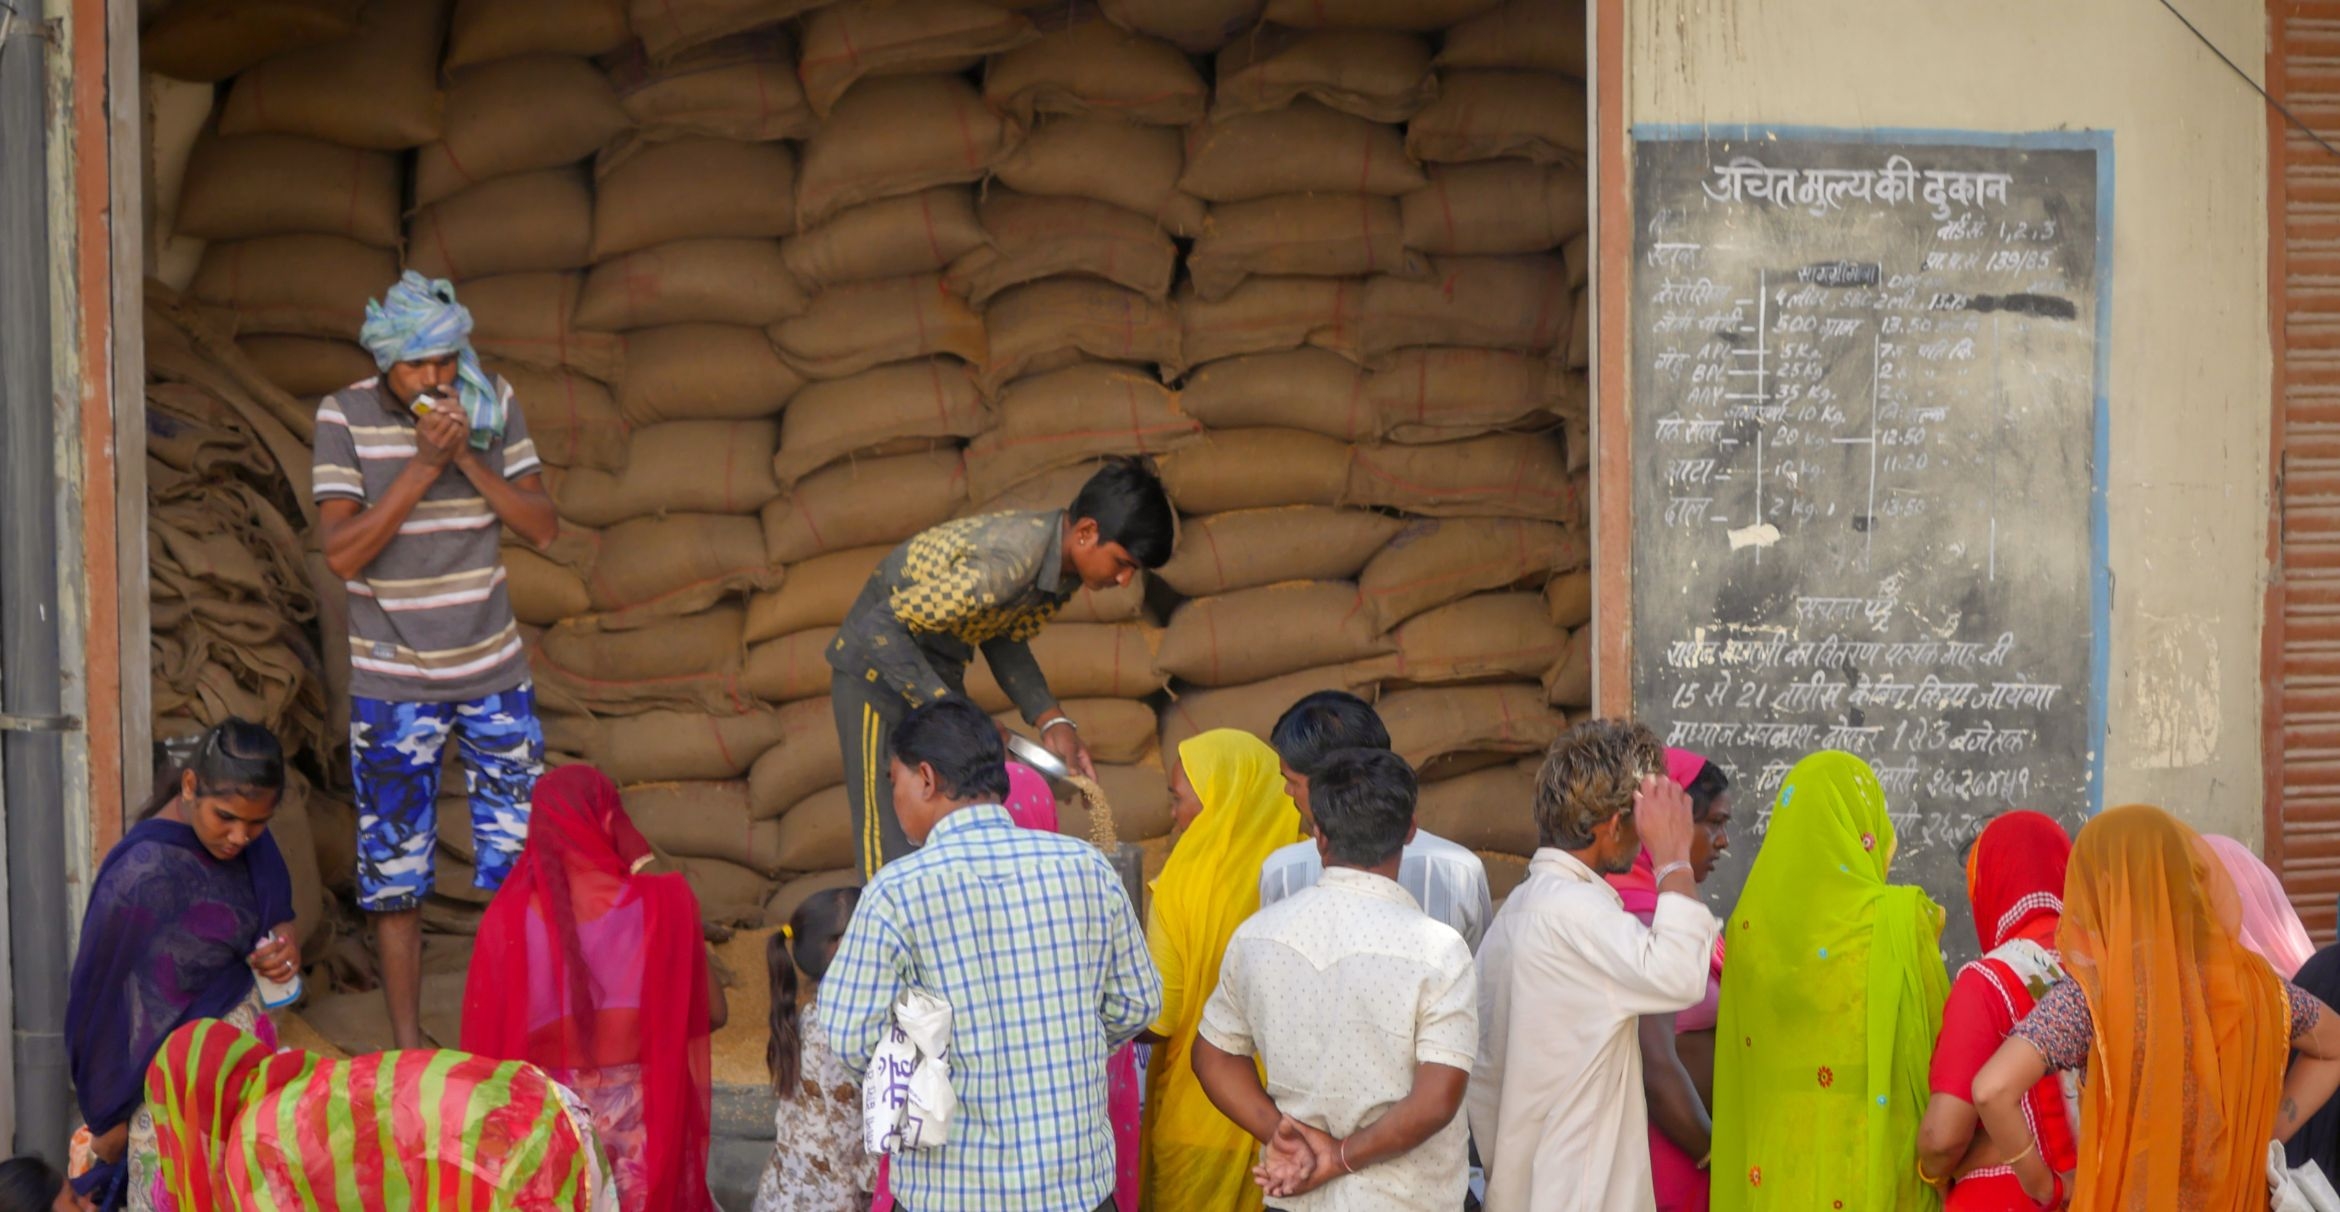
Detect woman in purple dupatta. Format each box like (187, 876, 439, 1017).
(64, 720, 296, 1212)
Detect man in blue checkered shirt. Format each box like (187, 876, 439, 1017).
(817, 696, 1162, 1212)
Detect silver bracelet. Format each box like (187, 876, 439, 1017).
(1653, 860, 1693, 884)
(1041, 716, 1079, 735)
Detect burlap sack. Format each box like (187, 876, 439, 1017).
(1359, 255, 1570, 362)
(1345, 435, 1577, 522)
(1541, 624, 1591, 708)
(783, 189, 988, 294)
(947, 191, 1179, 305)
(1565, 231, 1590, 290)
(190, 235, 397, 340)
(464, 274, 626, 383)
(1261, 0, 1501, 27)
(679, 857, 779, 926)
(605, 27, 817, 145)
(577, 239, 809, 330)
(505, 546, 593, 623)
(743, 546, 887, 644)
(1179, 102, 1426, 202)
(1060, 575, 1150, 625)
(406, 168, 594, 280)
(568, 707, 793, 784)
(1413, 759, 1539, 855)
(1189, 195, 1423, 302)
(961, 461, 1103, 518)
(985, 17, 1207, 126)
(746, 698, 848, 819)
(1404, 70, 1588, 166)
(992, 117, 1206, 237)
(613, 324, 803, 425)
(624, 781, 784, 874)
(1175, 277, 1364, 371)
(764, 869, 864, 928)
(1212, 29, 1436, 124)
(966, 364, 1199, 503)
(742, 627, 840, 704)
(1568, 288, 1591, 369)
(799, 0, 1037, 117)
(1545, 569, 1590, 628)
(593, 138, 798, 260)
(1097, 0, 1261, 53)
(1158, 429, 1352, 514)
(773, 360, 987, 488)
(996, 698, 1159, 765)
(1434, 0, 1586, 75)
(771, 275, 988, 381)
(1158, 664, 1360, 756)
(585, 513, 780, 625)
(1371, 347, 1568, 443)
(175, 134, 401, 247)
(236, 336, 376, 401)
(446, 0, 632, 67)
(554, 420, 783, 527)
(764, 449, 967, 566)
(772, 787, 856, 872)
(627, 0, 825, 61)
(1402, 162, 1588, 255)
(1057, 757, 1176, 844)
(1351, 592, 1566, 687)
(214, 0, 448, 149)
(413, 56, 631, 207)
(1158, 506, 1402, 597)
(534, 607, 755, 715)
(796, 76, 1010, 230)
(267, 774, 329, 948)
(966, 623, 1167, 712)
(489, 362, 628, 472)
(1158, 581, 1388, 687)
(981, 283, 1182, 395)
(1359, 517, 1585, 631)
(144, 0, 362, 82)
(1379, 682, 1564, 780)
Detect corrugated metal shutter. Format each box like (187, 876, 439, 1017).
(2274, 1, 2340, 943)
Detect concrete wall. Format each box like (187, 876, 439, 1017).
(1622, 0, 2274, 842)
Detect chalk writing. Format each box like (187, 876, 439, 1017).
(1701, 154, 2016, 220)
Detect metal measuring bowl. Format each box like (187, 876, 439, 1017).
(1004, 734, 1144, 906)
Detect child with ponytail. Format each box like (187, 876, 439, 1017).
(752, 886, 872, 1212)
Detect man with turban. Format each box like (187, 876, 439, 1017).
(313, 272, 559, 1049)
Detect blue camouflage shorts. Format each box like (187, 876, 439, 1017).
(349, 682, 544, 913)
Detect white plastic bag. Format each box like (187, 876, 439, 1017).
(862, 988, 957, 1153)
(2272, 1141, 2340, 1212)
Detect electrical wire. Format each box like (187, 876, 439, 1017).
(2157, 0, 2340, 163)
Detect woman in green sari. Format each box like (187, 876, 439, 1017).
(1710, 751, 1950, 1211)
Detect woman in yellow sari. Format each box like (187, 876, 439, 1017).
(1141, 728, 1304, 1212)
(1711, 751, 1950, 1211)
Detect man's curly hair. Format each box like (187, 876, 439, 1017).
(1534, 719, 1666, 850)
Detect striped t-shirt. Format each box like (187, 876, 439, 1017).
(311, 377, 540, 702)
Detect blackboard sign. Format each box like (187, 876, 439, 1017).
(1628, 128, 2111, 960)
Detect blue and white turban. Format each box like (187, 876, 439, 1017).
(359, 271, 507, 450)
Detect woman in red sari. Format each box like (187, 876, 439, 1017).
(1915, 811, 2077, 1208)
(463, 765, 724, 1212)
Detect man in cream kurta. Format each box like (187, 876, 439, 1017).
(1468, 721, 1722, 1212)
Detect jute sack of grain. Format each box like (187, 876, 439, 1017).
(593, 138, 798, 260)
(773, 360, 987, 488)
(534, 607, 756, 715)
(1179, 351, 1378, 440)
(965, 364, 1201, 503)
(463, 274, 627, 382)
(571, 707, 793, 784)
(175, 134, 402, 247)
(1158, 429, 1351, 514)
(215, 0, 447, 148)
(1346, 434, 1578, 523)
(1567, 289, 1590, 369)
(795, 76, 1011, 230)
(1211, 29, 1435, 124)
(615, 325, 804, 425)
(236, 336, 376, 400)
(1480, 848, 1527, 900)
(764, 869, 862, 927)
(746, 698, 847, 819)
(960, 461, 1104, 518)
(1565, 231, 1590, 290)
(1414, 759, 1538, 855)
(577, 239, 810, 330)
(1562, 374, 1589, 473)
(1360, 255, 1570, 361)
(604, 28, 817, 146)
(446, 0, 631, 67)
(947, 191, 1179, 305)
(1175, 277, 1364, 371)
(1350, 592, 1566, 687)
(679, 857, 778, 926)
(1158, 581, 1390, 687)
(1405, 71, 1588, 167)
(1402, 162, 1589, 256)
(1379, 682, 1563, 780)
(981, 283, 1182, 395)
(1261, 0, 1501, 28)
(763, 449, 968, 566)
(270, 774, 329, 948)
(489, 361, 630, 472)
(624, 782, 783, 874)
(985, 17, 1207, 126)
(143, 0, 362, 82)
(554, 421, 783, 528)
(1544, 569, 1590, 628)
(1158, 664, 1361, 756)
(1371, 347, 1568, 443)
(505, 546, 592, 624)
(413, 57, 632, 207)
(1056, 757, 1176, 845)
(742, 627, 840, 704)
(1158, 506, 1403, 597)
(1189, 195, 1424, 302)
(997, 698, 1159, 765)
(743, 546, 887, 644)
(1059, 576, 1150, 625)
(627, 0, 823, 61)
(1359, 518, 1585, 632)
(773, 787, 858, 872)
(1542, 624, 1591, 708)
(1097, 0, 1260, 53)
(189, 235, 397, 340)
(1179, 102, 1426, 202)
(966, 623, 1167, 712)
(783, 189, 988, 295)
(770, 275, 987, 381)
(1435, 0, 1586, 75)
(405, 168, 594, 280)
(799, 0, 1037, 118)
(992, 117, 1206, 237)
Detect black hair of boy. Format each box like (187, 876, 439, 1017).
(1069, 458, 1177, 570)
(1270, 690, 1393, 780)
(1310, 748, 1420, 869)
(890, 696, 1013, 804)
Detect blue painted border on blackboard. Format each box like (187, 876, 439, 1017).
(1629, 123, 2119, 821)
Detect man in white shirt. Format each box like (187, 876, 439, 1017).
(1467, 720, 1719, 1212)
(1257, 691, 1494, 950)
(1193, 747, 1477, 1212)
